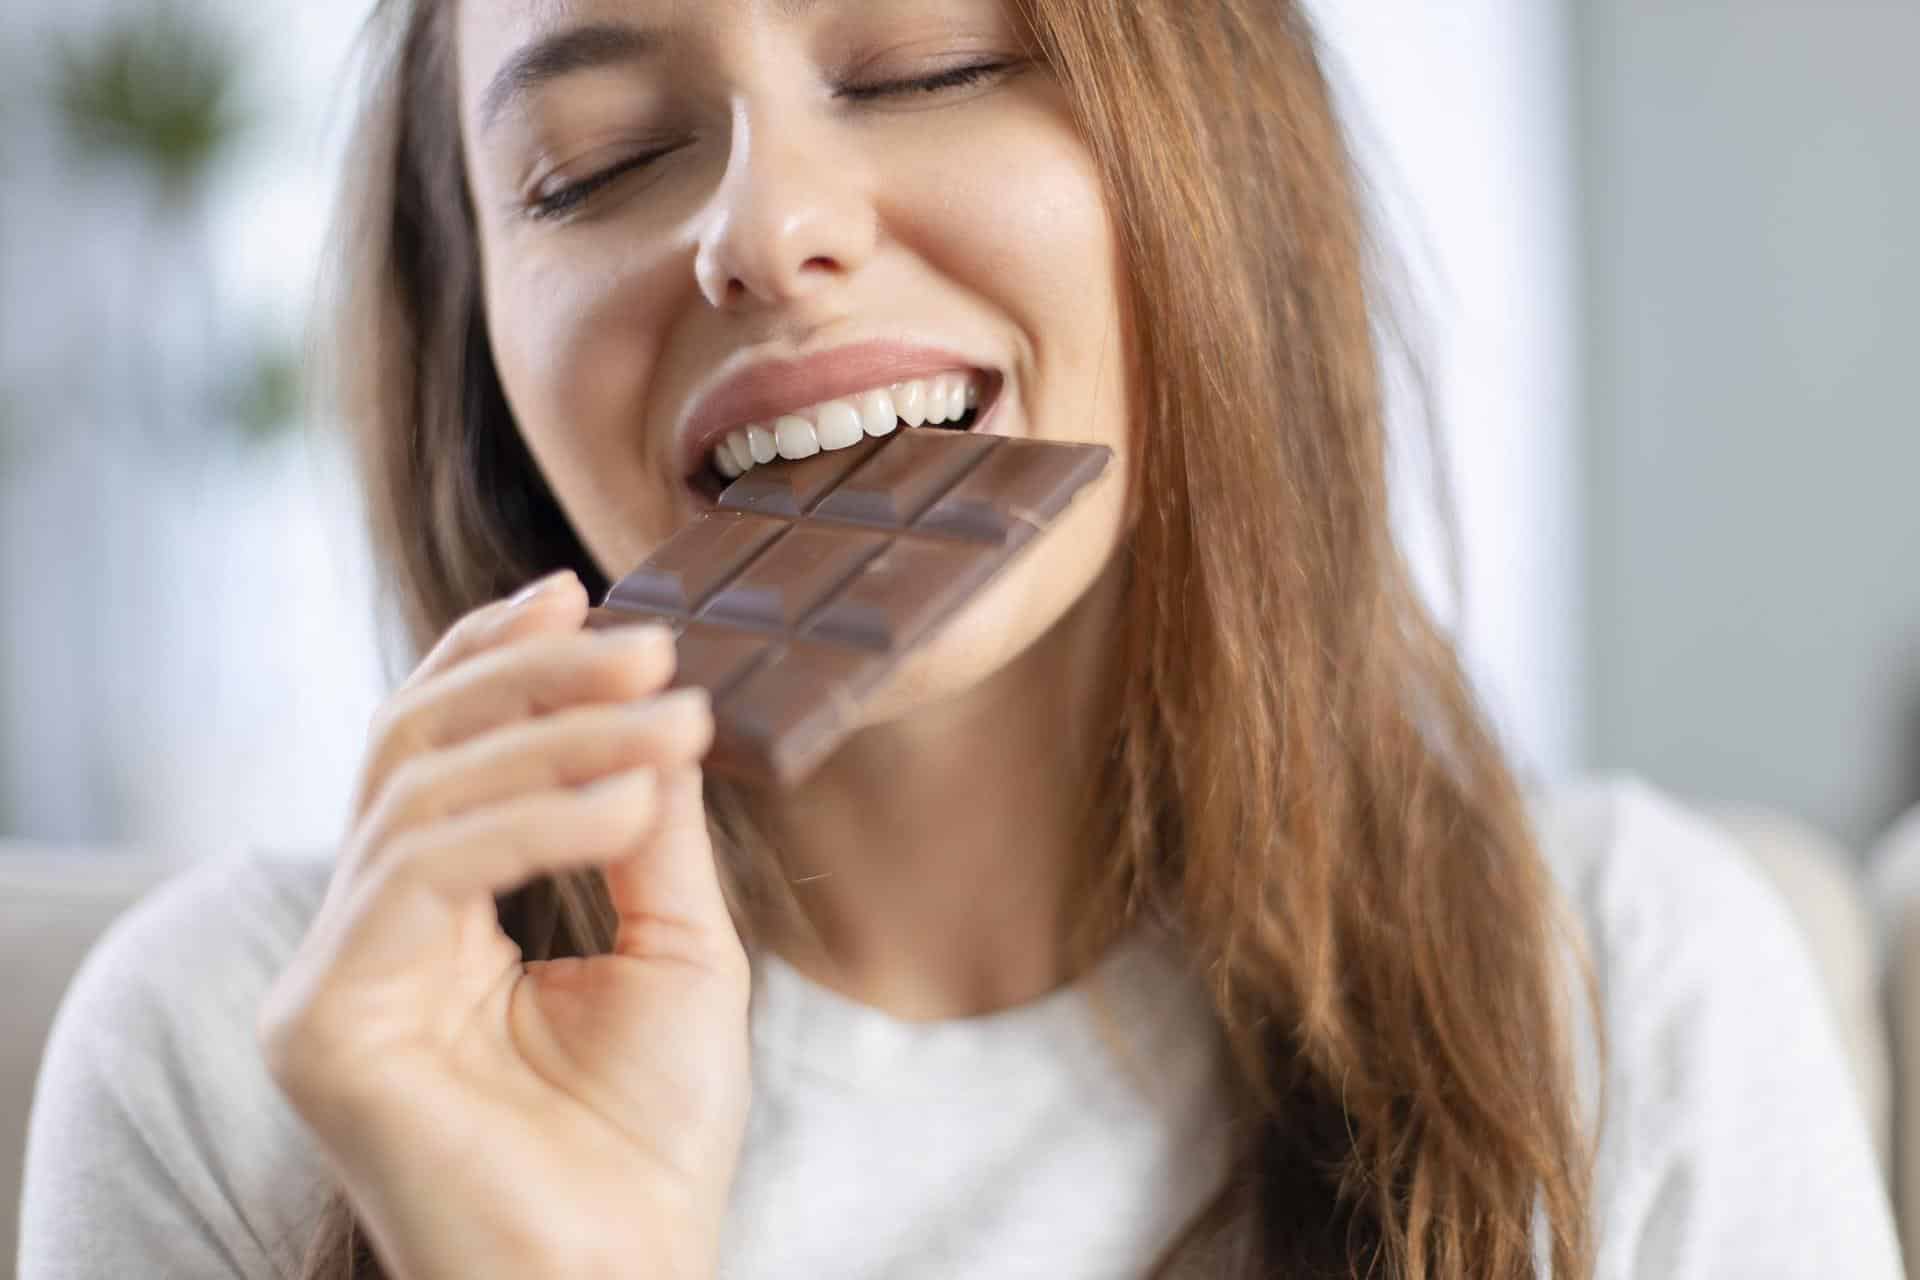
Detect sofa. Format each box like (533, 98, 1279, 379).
(6, 810, 1920, 1275)
(3, 848, 201, 1276)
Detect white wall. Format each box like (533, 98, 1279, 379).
(1580, 1, 1920, 846)
(0, 1, 387, 854)
(1307, 0, 1588, 784)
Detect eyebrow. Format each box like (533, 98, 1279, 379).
(478, 21, 660, 131)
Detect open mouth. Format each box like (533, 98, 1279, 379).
(688, 370, 1001, 503)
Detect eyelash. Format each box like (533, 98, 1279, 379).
(838, 58, 1015, 104)
(525, 59, 1019, 222)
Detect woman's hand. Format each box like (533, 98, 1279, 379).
(257, 571, 751, 1280)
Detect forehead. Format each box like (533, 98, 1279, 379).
(457, 0, 664, 69)
(455, 0, 886, 102)
(455, 0, 1001, 142)
(458, 0, 854, 53)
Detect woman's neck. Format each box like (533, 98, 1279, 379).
(750, 563, 1126, 1022)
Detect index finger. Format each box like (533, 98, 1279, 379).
(402, 570, 588, 694)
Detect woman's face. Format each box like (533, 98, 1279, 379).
(455, 0, 1131, 721)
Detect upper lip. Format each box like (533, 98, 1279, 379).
(676, 340, 994, 478)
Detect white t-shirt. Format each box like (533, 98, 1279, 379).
(17, 778, 1904, 1278)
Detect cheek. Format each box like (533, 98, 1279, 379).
(488, 243, 664, 456)
(907, 81, 1112, 298)
(978, 160, 1116, 341)
(924, 95, 1116, 328)
(483, 237, 694, 561)
(898, 92, 1130, 459)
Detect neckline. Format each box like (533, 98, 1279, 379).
(746, 926, 1203, 1093)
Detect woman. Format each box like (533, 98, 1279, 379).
(18, 0, 1899, 1276)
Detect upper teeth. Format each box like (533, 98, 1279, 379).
(709, 373, 984, 477)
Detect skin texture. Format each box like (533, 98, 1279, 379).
(456, 0, 1136, 1015)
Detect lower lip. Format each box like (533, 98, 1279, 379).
(683, 384, 1008, 508)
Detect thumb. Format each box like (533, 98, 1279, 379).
(605, 767, 740, 963)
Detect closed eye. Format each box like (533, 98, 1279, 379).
(524, 146, 678, 222)
(839, 59, 1022, 104)
(524, 60, 1024, 223)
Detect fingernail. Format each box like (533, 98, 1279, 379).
(597, 621, 675, 648)
(586, 766, 656, 800)
(658, 685, 711, 714)
(510, 569, 575, 607)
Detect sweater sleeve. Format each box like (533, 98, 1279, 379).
(1541, 779, 1905, 1279)
(18, 853, 338, 1280)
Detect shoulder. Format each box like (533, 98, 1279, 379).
(1525, 777, 1903, 1278)
(1531, 775, 1777, 946)
(1528, 775, 1812, 1005)
(1526, 773, 1823, 1104)
(22, 851, 336, 1279)
(53, 850, 333, 1077)
(84, 848, 331, 991)
(1526, 774, 1811, 1147)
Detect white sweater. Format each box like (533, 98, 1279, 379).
(17, 778, 1904, 1278)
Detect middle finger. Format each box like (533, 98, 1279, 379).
(364, 687, 715, 852)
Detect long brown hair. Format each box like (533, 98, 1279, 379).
(300, 1, 1602, 1276)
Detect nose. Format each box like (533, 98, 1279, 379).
(694, 100, 877, 311)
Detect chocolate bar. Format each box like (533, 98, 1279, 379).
(584, 427, 1112, 784)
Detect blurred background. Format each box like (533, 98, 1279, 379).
(0, 0, 1914, 862)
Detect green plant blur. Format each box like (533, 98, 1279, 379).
(54, 3, 252, 208)
(49, 3, 299, 446)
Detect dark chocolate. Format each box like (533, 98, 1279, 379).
(585, 427, 1112, 784)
